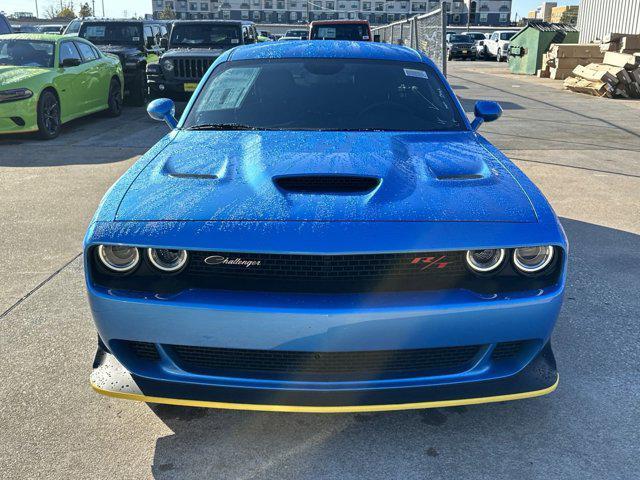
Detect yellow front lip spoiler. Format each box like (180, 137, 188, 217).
(91, 375, 558, 413)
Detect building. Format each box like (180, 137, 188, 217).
(532, 2, 556, 22)
(526, 10, 538, 19)
(152, 0, 511, 26)
(577, 0, 640, 43)
(549, 5, 577, 26)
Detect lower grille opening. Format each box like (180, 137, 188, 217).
(491, 341, 526, 360)
(166, 344, 482, 380)
(128, 341, 160, 360)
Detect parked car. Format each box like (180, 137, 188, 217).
(446, 34, 477, 61)
(283, 28, 308, 39)
(11, 24, 39, 33)
(37, 24, 65, 34)
(78, 19, 168, 105)
(309, 20, 372, 41)
(0, 34, 123, 139)
(87, 41, 566, 413)
(147, 20, 258, 99)
(485, 30, 518, 62)
(465, 31, 489, 58)
(0, 13, 12, 35)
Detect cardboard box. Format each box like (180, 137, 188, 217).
(602, 32, 626, 43)
(550, 67, 575, 80)
(549, 43, 602, 58)
(620, 35, 640, 52)
(572, 64, 618, 85)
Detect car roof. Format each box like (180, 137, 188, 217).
(1, 33, 64, 42)
(170, 20, 246, 25)
(229, 40, 423, 62)
(81, 18, 160, 24)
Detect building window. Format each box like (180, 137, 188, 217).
(264, 0, 272, 7)
(338, 3, 346, 9)
(201, 2, 208, 9)
(277, 0, 285, 8)
(362, 2, 371, 10)
(326, 1, 334, 8)
(479, 12, 487, 22)
(253, 10, 260, 18)
(499, 12, 508, 21)
(222, 9, 230, 18)
(189, 2, 197, 10)
(375, 2, 383, 11)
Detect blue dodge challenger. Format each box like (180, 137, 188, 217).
(86, 41, 567, 412)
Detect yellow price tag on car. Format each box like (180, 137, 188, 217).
(184, 83, 198, 92)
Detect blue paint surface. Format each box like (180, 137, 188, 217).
(85, 42, 567, 401)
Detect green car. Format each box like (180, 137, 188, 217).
(0, 34, 124, 139)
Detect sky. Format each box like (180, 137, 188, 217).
(1, 0, 578, 20)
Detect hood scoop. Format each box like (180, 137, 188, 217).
(274, 175, 381, 194)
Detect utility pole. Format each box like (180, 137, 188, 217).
(92, 0, 95, 16)
(102, 0, 105, 17)
(35, 0, 39, 18)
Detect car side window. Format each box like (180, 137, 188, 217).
(151, 25, 161, 43)
(91, 45, 102, 58)
(144, 26, 155, 47)
(59, 41, 82, 65)
(75, 42, 97, 62)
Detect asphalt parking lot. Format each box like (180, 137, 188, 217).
(1, 61, 638, 480)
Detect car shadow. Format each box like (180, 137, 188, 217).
(0, 102, 188, 167)
(145, 218, 639, 479)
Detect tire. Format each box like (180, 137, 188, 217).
(106, 78, 123, 117)
(497, 49, 503, 62)
(127, 70, 148, 107)
(36, 90, 61, 140)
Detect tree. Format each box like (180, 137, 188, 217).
(158, 5, 176, 20)
(44, 1, 76, 19)
(79, 2, 93, 18)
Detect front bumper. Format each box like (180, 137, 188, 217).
(450, 50, 476, 59)
(91, 341, 558, 412)
(0, 95, 38, 134)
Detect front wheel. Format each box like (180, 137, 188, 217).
(106, 78, 123, 117)
(36, 90, 61, 140)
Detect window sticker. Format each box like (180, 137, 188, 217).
(231, 38, 239, 44)
(132, 36, 140, 41)
(404, 68, 428, 79)
(204, 67, 260, 109)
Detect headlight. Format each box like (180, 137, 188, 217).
(162, 59, 174, 72)
(466, 249, 506, 273)
(97, 245, 140, 272)
(513, 246, 554, 273)
(0, 88, 33, 103)
(147, 248, 188, 272)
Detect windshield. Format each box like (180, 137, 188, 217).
(285, 30, 308, 38)
(170, 23, 241, 47)
(65, 19, 81, 34)
(500, 32, 516, 40)
(0, 40, 55, 67)
(466, 33, 485, 40)
(311, 24, 369, 41)
(79, 22, 143, 44)
(183, 59, 464, 132)
(449, 35, 472, 43)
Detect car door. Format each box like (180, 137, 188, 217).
(489, 33, 499, 55)
(75, 41, 106, 111)
(54, 41, 85, 119)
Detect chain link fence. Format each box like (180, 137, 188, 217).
(372, 8, 448, 76)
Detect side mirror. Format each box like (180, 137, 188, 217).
(471, 100, 502, 131)
(61, 57, 81, 68)
(147, 98, 177, 129)
(160, 38, 168, 48)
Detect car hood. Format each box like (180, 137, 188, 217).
(115, 130, 537, 223)
(0, 66, 50, 86)
(162, 48, 229, 58)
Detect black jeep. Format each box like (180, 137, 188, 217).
(79, 19, 168, 105)
(147, 20, 258, 99)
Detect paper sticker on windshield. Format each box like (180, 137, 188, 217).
(404, 68, 428, 79)
(132, 37, 140, 41)
(231, 39, 239, 44)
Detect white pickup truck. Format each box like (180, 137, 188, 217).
(485, 30, 519, 62)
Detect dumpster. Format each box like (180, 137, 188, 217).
(508, 21, 579, 75)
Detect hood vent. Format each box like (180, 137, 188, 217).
(274, 175, 381, 194)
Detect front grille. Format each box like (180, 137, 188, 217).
(186, 250, 467, 293)
(167, 344, 482, 380)
(274, 175, 381, 193)
(491, 341, 526, 360)
(129, 341, 160, 360)
(173, 57, 214, 80)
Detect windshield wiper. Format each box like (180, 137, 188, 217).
(185, 123, 259, 131)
